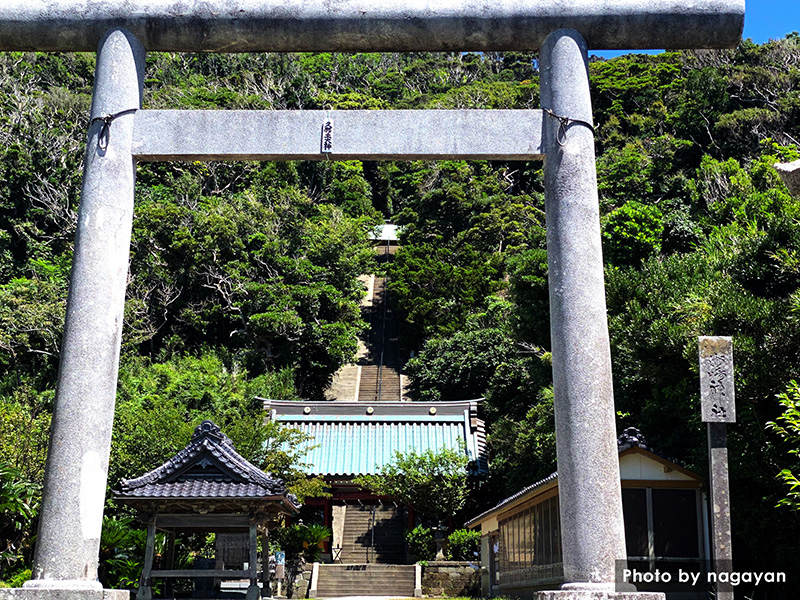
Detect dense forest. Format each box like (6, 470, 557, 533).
(2, 35, 800, 594)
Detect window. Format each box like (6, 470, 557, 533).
(652, 489, 700, 559)
(498, 494, 563, 586)
(622, 486, 703, 571)
(622, 488, 649, 558)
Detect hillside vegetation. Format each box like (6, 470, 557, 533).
(1, 38, 800, 591)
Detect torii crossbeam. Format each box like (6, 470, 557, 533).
(0, 3, 743, 600)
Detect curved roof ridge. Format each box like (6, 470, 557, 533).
(120, 420, 283, 494)
(121, 435, 204, 490)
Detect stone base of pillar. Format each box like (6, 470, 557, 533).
(536, 592, 665, 600)
(0, 589, 128, 600)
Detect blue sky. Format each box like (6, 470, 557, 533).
(742, 0, 799, 43)
(595, 0, 798, 59)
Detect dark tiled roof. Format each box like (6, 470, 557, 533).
(465, 471, 558, 528)
(117, 420, 298, 508)
(121, 481, 287, 499)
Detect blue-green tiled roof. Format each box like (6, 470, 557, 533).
(286, 420, 467, 476)
(261, 399, 488, 477)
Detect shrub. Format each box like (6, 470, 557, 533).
(271, 524, 306, 560)
(446, 529, 481, 561)
(4, 569, 31, 588)
(602, 200, 663, 267)
(271, 523, 331, 562)
(406, 525, 435, 561)
(301, 524, 332, 562)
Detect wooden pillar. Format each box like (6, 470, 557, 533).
(137, 518, 156, 600)
(260, 528, 270, 598)
(246, 522, 259, 600)
(165, 530, 176, 598)
(166, 530, 176, 568)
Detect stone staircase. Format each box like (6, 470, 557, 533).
(314, 564, 416, 598)
(339, 505, 406, 564)
(357, 365, 402, 403)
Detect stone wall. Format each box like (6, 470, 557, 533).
(421, 561, 480, 597)
(266, 559, 312, 599)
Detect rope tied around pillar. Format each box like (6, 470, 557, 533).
(90, 107, 138, 150)
(542, 108, 595, 146)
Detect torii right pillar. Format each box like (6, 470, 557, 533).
(538, 29, 662, 600)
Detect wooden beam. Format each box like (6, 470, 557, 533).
(155, 514, 252, 528)
(150, 569, 251, 578)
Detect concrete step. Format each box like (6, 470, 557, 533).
(340, 506, 406, 564)
(357, 366, 402, 402)
(315, 564, 416, 598)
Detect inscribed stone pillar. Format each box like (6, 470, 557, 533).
(539, 29, 627, 589)
(699, 336, 735, 600)
(25, 28, 145, 589)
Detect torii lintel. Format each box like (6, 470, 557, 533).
(0, 0, 744, 53)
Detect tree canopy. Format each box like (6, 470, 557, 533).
(354, 447, 469, 523)
(1, 37, 800, 592)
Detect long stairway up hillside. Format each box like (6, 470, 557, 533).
(338, 505, 406, 564)
(315, 564, 416, 598)
(326, 240, 406, 402)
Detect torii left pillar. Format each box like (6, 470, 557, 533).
(20, 28, 144, 599)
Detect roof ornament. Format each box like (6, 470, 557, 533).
(191, 419, 227, 443)
(617, 427, 648, 451)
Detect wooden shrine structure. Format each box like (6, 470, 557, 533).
(116, 421, 300, 600)
(264, 399, 488, 564)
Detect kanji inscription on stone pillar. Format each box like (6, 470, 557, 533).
(700, 336, 736, 423)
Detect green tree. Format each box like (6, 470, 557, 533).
(111, 354, 326, 502)
(127, 186, 376, 398)
(404, 298, 555, 500)
(602, 200, 664, 267)
(354, 447, 469, 522)
(768, 382, 800, 511)
(0, 464, 39, 581)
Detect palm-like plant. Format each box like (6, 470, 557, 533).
(301, 524, 331, 562)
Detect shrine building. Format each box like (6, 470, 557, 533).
(262, 398, 488, 564)
(466, 429, 710, 600)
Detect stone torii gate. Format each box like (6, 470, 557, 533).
(0, 2, 743, 600)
